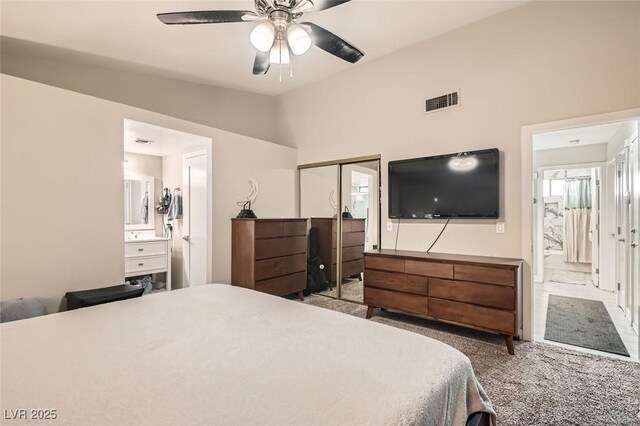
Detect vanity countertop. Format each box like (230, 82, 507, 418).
(125, 236, 170, 243)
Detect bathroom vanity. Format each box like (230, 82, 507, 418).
(125, 237, 171, 291)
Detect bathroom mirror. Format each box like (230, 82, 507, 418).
(124, 176, 154, 230)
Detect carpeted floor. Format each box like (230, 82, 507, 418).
(303, 294, 640, 426)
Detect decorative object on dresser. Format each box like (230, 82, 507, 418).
(363, 249, 523, 354)
(124, 237, 172, 291)
(232, 218, 308, 299)
(309, 218, 365, 288)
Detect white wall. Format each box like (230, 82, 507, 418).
(607, 121, 638, 160)
(277, 1, 640, 260)
(0, 75, 297, 313)
(1, 37, 280, 145)
(533, 143, 608, 169)
(124, 152, 163, 236)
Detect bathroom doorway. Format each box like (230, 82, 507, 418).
(123, 119, 212, 291)
(531, 120, 639, 360)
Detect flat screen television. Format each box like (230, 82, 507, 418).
(388, 148, 499, 219)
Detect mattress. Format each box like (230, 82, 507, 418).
(1, 284, 495, 425)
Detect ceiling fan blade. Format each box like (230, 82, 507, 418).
(301, 22, 364, 64)
(290, 0, 315, 14)
(157, 10, 259, 25)
(311, 0, 351, 12)
(253, 51, 271, 75)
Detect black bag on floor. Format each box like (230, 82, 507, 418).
(306, 227, 328, 295)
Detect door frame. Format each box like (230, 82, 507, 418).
(521, 108, 640, 341)
(534, 162, 604, 287)
(183, 148, 213, 285)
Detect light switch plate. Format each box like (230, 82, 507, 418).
(496, 222, 505, 234)
(387, 221, 393, 231)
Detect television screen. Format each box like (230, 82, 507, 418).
(388, 148, 499, 219)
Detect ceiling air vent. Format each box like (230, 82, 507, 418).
(425, 90, 460, 114)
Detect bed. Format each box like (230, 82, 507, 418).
(1, 284, 495, 425)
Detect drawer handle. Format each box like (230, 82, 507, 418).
(138, 248, 144, 252)
(138, 262, 144, 266)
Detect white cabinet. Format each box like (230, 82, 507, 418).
(125, 238, 171, 291)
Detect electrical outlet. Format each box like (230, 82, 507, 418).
(496, 222, 505, 234)
(387, 221, 393, 231)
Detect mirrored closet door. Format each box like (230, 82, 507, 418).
(299, 157, 380, 303)
(339, 160, 380, 303)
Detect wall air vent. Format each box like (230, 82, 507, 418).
(425, 90, 460, 114)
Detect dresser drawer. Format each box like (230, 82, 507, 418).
(364, 270, 428, 296)
(255, 236, 306, 260)
(255, 272, 306, 296)
(333, 231, 365, 248)
(429, 279, 514, 310)
(365, 287, 427, 316)
(331, 219, 366, 233)
(405, 260, 453, 279)
(125, 241, 167, 258)
(125, 255, 167, 275)
(429, 298, 515, 334)
(332, 245, 364, 263)
(283, 221, 307, 237)
(343, 258, 364, 276)
(454, 265, 515, 287)
(254, 221, 284, 239)
(364, 256, 405, 273)
(255, 254, 306, 281)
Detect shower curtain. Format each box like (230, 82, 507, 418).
(564, 176, 592, 263)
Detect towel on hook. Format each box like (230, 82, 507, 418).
(167, 188, 182, 221)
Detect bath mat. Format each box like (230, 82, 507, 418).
(544, 295, 629, 357)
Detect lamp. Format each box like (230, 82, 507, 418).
(250, 21, 275, 52)
(287, 23, 311, 55)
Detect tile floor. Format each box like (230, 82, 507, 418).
(534, 277, 639, 361)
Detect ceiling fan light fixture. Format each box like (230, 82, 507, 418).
(287, 23, 311, 55)
(270, 38, 290, 64)
(250, 21, 275, 52)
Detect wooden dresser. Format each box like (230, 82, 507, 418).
(309, 218, 365, 285)
(363, 249, 523, 354)
(232, 218, 308, 299)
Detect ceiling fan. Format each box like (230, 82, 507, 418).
(157, 0, 364, 77)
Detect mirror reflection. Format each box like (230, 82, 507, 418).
(340, 161, 380, 302)
(300, 160, 380, 303)
(300, 165, 338, 298)
(124, 177, 154, 228)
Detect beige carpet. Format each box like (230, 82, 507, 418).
(303, 294, 640, 426)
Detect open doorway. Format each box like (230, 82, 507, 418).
(539, 166, 600, 287)
(123, 119, 213, 293)
(532, 120, 639, 360)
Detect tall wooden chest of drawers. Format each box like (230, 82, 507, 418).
(231, 218, 308, 298)
(309, 218, 365, 284)
(364, 249, 523, 354)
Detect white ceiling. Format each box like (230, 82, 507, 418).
(1, 1, 527, 95)
(532, 121, 635, 151)
(124, 119, 210, 156)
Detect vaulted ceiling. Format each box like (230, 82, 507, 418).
(1, 1, 526, 95)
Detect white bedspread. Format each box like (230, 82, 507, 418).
(1, 285, 495, 425)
